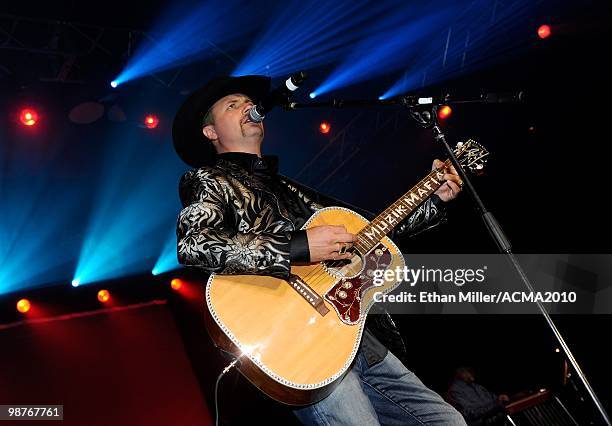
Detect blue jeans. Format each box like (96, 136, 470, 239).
(294, 350, 466, 425)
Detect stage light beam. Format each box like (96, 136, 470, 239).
(171, 278, 182, 290)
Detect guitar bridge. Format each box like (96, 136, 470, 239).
(287, 274, 329, 317)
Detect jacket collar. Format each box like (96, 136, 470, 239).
(216, 152, 279, 175)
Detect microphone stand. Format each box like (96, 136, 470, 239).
(289, 93, 610, 425)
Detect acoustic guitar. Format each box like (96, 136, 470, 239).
(203, 140, 489, 405)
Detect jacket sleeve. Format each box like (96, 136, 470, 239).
(176, 168, 293, 278)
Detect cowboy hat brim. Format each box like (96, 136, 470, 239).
(172, 75, 271, 168)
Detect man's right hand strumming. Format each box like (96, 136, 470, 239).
(306, 225, 355, 262)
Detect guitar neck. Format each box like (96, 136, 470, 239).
(354, 159, 451, 254)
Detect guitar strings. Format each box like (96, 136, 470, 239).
(296, 159, 456, 290)
(293, 147, 488, 294)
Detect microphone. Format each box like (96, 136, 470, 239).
(248, 71, 307, 122)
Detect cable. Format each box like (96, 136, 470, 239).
(214, 357, 240, 426)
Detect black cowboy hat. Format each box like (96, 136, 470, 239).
(172, 75, 271, 168)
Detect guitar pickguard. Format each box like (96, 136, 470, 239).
(324, 243, 392, 325)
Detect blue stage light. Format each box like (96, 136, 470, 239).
(309, 92, 317, 99)
(380, 0, 539, 97)
(71, 102, 185, 286)
(152, 229, 181, 277)
(312, 6, 459, 98)
(110, 81, 118, 88)
(0, 150, 87, 295)
(1, 71, 187, 295)
(233, 0, 391, 77)
(380, 74, 421, 100)
(114, 0, 262, 86)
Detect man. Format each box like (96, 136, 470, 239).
(173, 75, 466, 425)
(447, 367, 510, 426)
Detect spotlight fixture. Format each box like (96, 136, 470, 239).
(537, 24, 551, 39)
(98, 290, 110, 303)
(171, 278, 183, 290)
(17, 298, 31, 313)
(144, 114, 159, 129)
(437, 105, 452, 120)
(19, 108, 38, 126)
(319, 121, 331, 134)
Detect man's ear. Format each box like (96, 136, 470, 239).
(203, 125, 217, 141)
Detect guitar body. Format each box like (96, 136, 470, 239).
(202, 140, 489, 405)
(204, 207, 405, 405)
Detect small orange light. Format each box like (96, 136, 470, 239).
(17, 298, 31, 313)
(19, 109, 38, 126)
(97, 290, 110, 303)
(319, 121, 331, 134)
(538, 24, 551, 39)
(144, 114, 159, 129)
(438, 105, 452, 120)
(171, 279, 182, 290)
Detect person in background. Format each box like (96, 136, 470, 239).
(447, 367, 510, 426)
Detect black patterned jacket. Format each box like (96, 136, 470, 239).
(176, 152, 447, 364)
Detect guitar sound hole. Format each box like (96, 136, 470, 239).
(323, 250, 365, 279)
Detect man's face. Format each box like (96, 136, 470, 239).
(202, 93, 264, 153)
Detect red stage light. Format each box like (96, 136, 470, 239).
(19, 109, 38, 126)
(16, 298, 31, 313)
(538, 24, 551, 39)
(319, 121, 331, 134)
(438, 105, 452, 120)
(171, 278, 182, 290)
(98, 290, 110, 303)
(144, 114, 159, 129)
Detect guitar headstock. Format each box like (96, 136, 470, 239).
(454, 139, 489, 174)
